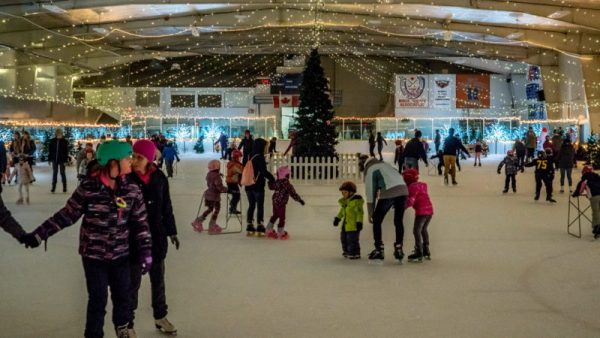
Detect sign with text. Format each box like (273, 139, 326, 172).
(456, 74, 490, 108)
(395, 74, 428, 108)
(430, 74, 455, 109)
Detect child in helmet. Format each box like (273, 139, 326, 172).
(266, 166, 305, 239)
(20, 140, 152, 338)
(573, 166, 600, 238)
(525, 150, 556, 202)
(402, 169, 434, 262)
(226, 150, 244, 214)
(334, 181, 364, 259)
(193, 159, 228, 234)
(497, 150, 522, 193)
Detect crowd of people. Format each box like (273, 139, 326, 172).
(0, 124, 597, 338)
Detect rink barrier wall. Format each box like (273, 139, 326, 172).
(268, 153, 361, 184)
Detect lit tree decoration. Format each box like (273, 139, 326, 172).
(175, 125, 192, 140)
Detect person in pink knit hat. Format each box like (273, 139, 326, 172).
(266, 165, 305, 239)
(402, 169, 434, 263)
(192, 160, 228, 234)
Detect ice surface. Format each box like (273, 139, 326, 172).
(1, 153, 599, 337)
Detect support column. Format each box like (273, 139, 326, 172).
(582, 55, 600, 137)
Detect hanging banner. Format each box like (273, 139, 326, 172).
(430, 74, 455, 109)
(456, 74, 490, 108)
(395, 74, 428, 108)
(526, 65, 546, 120)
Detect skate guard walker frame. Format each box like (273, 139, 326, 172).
(194, 191, 243, 235)
(567, 194, 592, 239)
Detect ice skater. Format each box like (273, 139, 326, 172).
(129, 139, 180, 336)
(333, 181, 364, 259)
(402, 169, 433, 262)
(497, 150, 522, 193)
(474, 139, 483, 166)
(78, 148, 94, 180)
(266, 166, 305, 239)
(192, 159, 228, 234)
(161, 141, 180, 178)
(430, 150, 444, 176)
(226, 150, 243, 214)
(442, 128, 470, 185)
(20, 140, 153, 338)
(393, 139, 404, 173)
(16, 155, 32, 205)
(376, 132, 387, 161)
(524, 150, 556, 203)
(243, 138, 275, 236)
(572, 166, 600, 238)
(358, 154, 408, 263)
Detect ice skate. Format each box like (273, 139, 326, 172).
(191, 218, 204, 233)
(534, 195, 540, 201)
(444, 176, 449, 185)
(502, 189, 508, 194)
(115, 324, 130, 338)
(478, 163, 481, 167)
(393, 244, 405, 264)
(368, 248, 384, 264)
(452, 179, 458, 186)
(347, 254, 361, 260)
(408, 249, 423, 263)
(593, 225, 600, 239)
(423, 245, 431, 260)
(155, 317, 177, 335)
(256, 224, 266, 237)
(246, 223, 256, 236)
(229, 208, 241, 215)
(16, 198, 23, 205)
(547, 197, 557, 203)
(208, 224, 223, 234)
(265, 229, 278, 239)
(277, 230, 289, 240)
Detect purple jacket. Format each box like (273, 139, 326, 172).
(405, 182, 434, 216)
(31, 174, 152, 261)
(268, 178, 301, 207)
(204, 170, 228, 201)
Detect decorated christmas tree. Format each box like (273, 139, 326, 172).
(587, 135, 600, 169)
(293, 49, 337, 158)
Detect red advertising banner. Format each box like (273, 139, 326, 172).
(456, 74, 490, 108)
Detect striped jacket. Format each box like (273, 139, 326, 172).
(32, 174, 152, 261)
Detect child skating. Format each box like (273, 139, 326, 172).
(333, 181, 364, 259)
(78, 148, 94, 180)
(497, 150, 522, 193)
(226, 150, 243, 214)
(402, 169, 433, 262)
(474, 139, 482, 166)
(193, 159, 228, 234)
(16, 155, 32, 205)
(266, 166, 305, 239)
(525, 150, 556, 203)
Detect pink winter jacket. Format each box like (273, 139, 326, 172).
(405, 182, 433, 216)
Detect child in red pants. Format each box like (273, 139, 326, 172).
(266, 166, 305, 239)
(192, 160, 228, 234)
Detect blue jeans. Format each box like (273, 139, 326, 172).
(82, 257, 131, 338)
(246, 189, 265, 224)
(404, 157, 419, 171)
(560, 167, 573, 187)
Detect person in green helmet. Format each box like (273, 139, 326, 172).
(20, 140, 152, 338)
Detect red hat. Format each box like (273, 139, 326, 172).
(582, 165, 593, 175)
(232, 150, 242, 160)
(402, 168, 419, 185)
(208, 159, 220, 171)
(132, 139, 157, 162)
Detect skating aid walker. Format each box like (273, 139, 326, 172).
(191, 191, 243, 235)
(567, 193, 592, 239)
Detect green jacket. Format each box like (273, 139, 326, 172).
(336, 194, 365, 232)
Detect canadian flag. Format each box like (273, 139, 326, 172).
(273, 95, 299, 108)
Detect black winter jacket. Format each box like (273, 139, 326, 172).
(443, 136, 469, 156)
(49, 138, 69, 163)
(129, 166, 177, 260)
(556, 144, 576, 169)
(573, 172, 600, 197)
(0, 194, 25, 239)
(403, 138, 428, 164)
(245, 139, 275, 192)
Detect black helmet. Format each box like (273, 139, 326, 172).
(538, 150, 546, 158)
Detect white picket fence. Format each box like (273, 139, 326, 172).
(268, 153, 361, 184)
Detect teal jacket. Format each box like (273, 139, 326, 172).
(363, 159, 408, 217)
(336, 194, 365, 232)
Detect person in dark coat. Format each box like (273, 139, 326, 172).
(245, 138, 275, 236)
(556, 138, 576, 193)
(48, 128, 69, 193)
(393, 140, 404, 173)
(283, 132, 297, 157)
(0, 140, 7, 187)
(268, 137, 277, 159)
(376, 132, 387, 161)
(129, 140, 179, 336)
(214, 132, 228, 159)
(513, 138, 527, 168)
(434, 129, 441, 153)
(21, 131, 36, 180)
(238, 129, 254, 165)
(368, 131, 376, 157)
(442, 128, 470, 185)
(403, 130, 428, 171)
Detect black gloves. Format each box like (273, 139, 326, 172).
(21, 233, 40, 249)
(497, 170, 501, 175)
(299, 200, 305, 206)
(170, 235, 180, 250)
(356, 222, 363, 231)
(333, 217, 340, 226)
